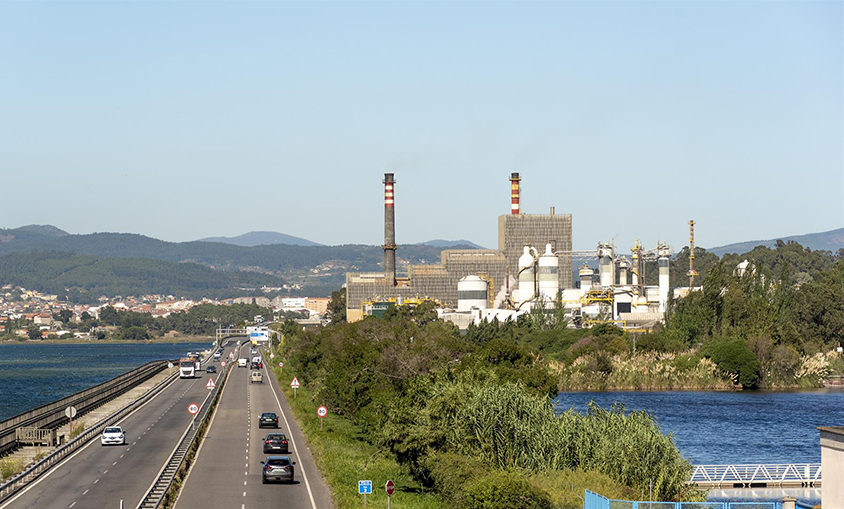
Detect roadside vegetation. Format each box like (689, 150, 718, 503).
(271, 311, 703, 507)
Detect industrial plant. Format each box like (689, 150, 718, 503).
(345, 173, 697, 330)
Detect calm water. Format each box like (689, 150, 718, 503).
(0, 341, 214, 421)
(554, 391, 841, 504)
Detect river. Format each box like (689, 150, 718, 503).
(0, 341, 214, 421)
(555, 390, 843, 504)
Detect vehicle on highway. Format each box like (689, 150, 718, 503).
(258, 412, 279, 428)
(238, 358, 248, 368)
(179, 357, 196, 378)
(251, 371, 263, 383)
(250, 361, 260, 370)
(262, 433, 289, 453)
(252, 356, 261, 364)
(213, 352, 222, 361)
(261, 456, 295, 484)
(206, 365, 217, 374)
(101, 426, 126, 446)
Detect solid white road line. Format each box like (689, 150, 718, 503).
(267, 371, 318, 509)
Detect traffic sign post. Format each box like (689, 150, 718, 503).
(188, 402, 199, 429)
(65, 406, 77, 439)
(358, 480, 372, 506)
(206, 378, 216, 390)
(220, 360, 226, 368)
(386, 480, 395, 509)
(290, 377, 300, 398)
(317, 405, 327, 430)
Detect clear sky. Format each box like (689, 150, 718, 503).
(1, 1, 841, 252)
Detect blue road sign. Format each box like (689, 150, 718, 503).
(358, 480, 372, 495)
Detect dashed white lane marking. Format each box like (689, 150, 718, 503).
(244, 480, 247, 485)
(93, 479, 99, 484)
(103, 470, 108, 474)
(68, 503, 75, 508)
(243, 491, 246, 497)
(112, 461, 117, 466)
(82, 489, 88, 495)
(120, 454, 124, 458)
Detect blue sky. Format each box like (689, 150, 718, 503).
(1, 1, 841, 252)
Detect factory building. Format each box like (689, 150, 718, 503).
(345, 172, 571, 322)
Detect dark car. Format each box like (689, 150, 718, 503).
(250, 361, 260, 370)
(206, 365, 217, 373)
(261, 456, 295, 484)
(258, 412, 279, 428)
(262, 433, 289, 453)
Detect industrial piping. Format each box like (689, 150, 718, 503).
(383, 173, 397, 286)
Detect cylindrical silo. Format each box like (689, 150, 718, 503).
(579, 266, 594, 294)
(458, 275, 488, 312)
(538, 243, 559, 302)
(617, 257, 630, 286)
(518, 246, 536, 305)
(598, 243, 614, 288)
(658, 244, 670, 313)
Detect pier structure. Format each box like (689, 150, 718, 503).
(688, 464, 821, 488)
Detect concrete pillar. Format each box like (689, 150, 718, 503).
(781, 496, 796, 509)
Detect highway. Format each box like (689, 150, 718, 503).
(0, 342, 237, 509)
(174, 346, 333, 509)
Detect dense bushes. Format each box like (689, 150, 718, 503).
(702, 337, 761, 388)
(282, 311, 700, 502)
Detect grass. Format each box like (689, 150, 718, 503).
(70, 423, 85, 439)
(0, 457, 24, 480)
(268, 361, 445, 509)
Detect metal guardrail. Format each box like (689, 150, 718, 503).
(689, 464, 821, 488)
(137, 360, 231, 509)
(0, 366, 182, 504)
(0, 359, 171, 456)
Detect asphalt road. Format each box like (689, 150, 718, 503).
(0, 341, 238, 509)
(175, 346, 333, 509)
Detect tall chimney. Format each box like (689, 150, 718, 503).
(510, 172, 521, 215)
(383, 173, 397, 286)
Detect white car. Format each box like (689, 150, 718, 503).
(101, 426, 125, 446)
(252, 356, 261, 364)
(238, 358, 248, 368)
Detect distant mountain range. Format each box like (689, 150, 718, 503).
(197, 231, 323, 247)
(417, 239, 486, 249)
(706, 227, 844, 257)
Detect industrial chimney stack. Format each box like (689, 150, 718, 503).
(383, 173, 397, 286)
(510, 172, 521, 215)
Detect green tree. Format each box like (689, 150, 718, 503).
(326, 288, 346, 324)
(27, 326, 41, 340)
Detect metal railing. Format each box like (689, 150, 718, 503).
(584, 490, 814, 509)
(137, 359, 231, 508)
(0, 367, 181, 503)
(689, 464, 821, 488)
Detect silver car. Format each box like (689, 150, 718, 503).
(101, 426, 125, 446)
(261, 456, 295, 483)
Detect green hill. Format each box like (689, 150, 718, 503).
(0, 251, 286, 303)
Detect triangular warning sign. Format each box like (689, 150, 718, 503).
(290, 377, 300, 388)
(206, 378, 217, 389)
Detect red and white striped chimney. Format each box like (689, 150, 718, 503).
(510, 172, 521, 215)
(383, 173, 397, 286)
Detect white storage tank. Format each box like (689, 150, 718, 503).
(598, 243, 614, 288)
(518, 246, 536, 306)
(458, 275, 488, 311)
(579, 266, 594, 293)
(538, 243, 559, 302)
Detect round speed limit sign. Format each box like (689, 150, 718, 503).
(278, 361, 284, 368)
(187, 403, 199, 416)
(316, 406, 328, 418)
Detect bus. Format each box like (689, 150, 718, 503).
(179, 358, 196, 378)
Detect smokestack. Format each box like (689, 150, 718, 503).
(510, 172, 521, 215)
(383, 173, 397, 286)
